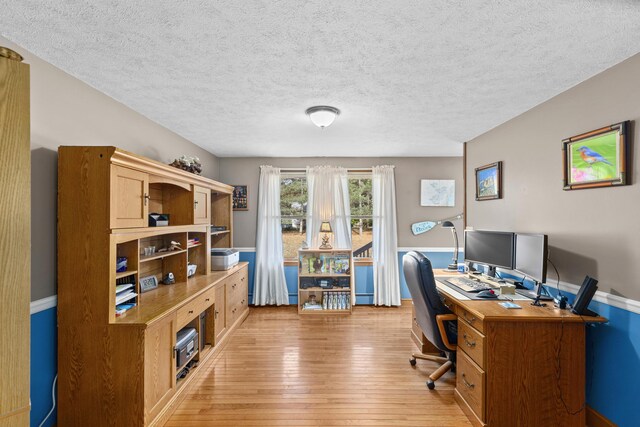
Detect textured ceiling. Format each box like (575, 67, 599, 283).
(2, 1, 640, 157)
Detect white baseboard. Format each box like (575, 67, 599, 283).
(30, 295, 57, 314)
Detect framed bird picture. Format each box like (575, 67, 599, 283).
(562, 121, 629, 190)
(475, 161, 502, 201)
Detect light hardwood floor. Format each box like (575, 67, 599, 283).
(163, 305, 471, 426)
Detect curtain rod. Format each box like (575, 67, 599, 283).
(280, 168, 373, 173)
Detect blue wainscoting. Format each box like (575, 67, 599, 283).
(28, 249, 639, 427)
(30, 307, 57, 427)
(242, 249, 462, 306)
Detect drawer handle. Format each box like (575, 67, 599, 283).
(188, 310, 194, 314)
(463, 312, 477, 324)
(462, 373, 475, 389)
(463, 334, 476, 348)
(241, 277, 245, 281)
(214, 310, 218, 319)
(205, 298, 210, 302)
(232, 283, 237, 289)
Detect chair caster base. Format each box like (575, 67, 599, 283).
(427, 380, 435, 390)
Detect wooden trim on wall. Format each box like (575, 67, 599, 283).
(463, 141, 467, 230)
(586, 406, 617, 427)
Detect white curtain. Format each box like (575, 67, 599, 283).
(372, 165, 401, 306)
(305, 166, 351, 249)
(254, 165, 289, 305)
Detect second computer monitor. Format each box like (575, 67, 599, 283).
(464, 230, 515, 274)
(514, 233, 548, 284)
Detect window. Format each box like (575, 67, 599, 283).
(280, 175, 307, 259)
(349, 175, 373, 259)
(280, 172, 373, 260)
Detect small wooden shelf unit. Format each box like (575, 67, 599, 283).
(297, 248, 354, 315)
(58, 147, 247, 427)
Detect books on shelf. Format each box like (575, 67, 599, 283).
(115, 302, 136, 316)
(301, 252, 350, 275)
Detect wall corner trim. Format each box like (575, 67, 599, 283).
(30, 295, 57, 314)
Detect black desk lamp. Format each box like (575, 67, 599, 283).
(442, 221, 458, 271)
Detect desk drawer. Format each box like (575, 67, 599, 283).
(176, 297, 202, 329)
(458, 307, 484, 333)
(441, 295, 456, 313)
(228, 273, 248, 305)
(199, 287, 215, 310)
(457, 351, 485, 422)
(458, 319, 485, 368)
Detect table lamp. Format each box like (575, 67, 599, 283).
(319, 221, 333, 249)
(442, 221, 458, 271)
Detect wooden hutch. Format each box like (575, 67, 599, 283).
(57, 147, 248, 426)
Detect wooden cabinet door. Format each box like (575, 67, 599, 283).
(193, 185, 210, 224)
(0, 50, 30, 427)
(214, 284, 227, 344)
(110, 165, 149, 228)
(144, 314, 176, 424)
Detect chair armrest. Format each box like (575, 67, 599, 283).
(436, 314, 458, 351)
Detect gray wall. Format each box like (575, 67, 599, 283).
(466, 53, 640, 301)
(0, 37, 220, 301)
(219, 157, 464, 248)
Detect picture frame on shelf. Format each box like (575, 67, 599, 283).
(232, 185, 248, 211)
(562, 121, 629, 190)
(475, 161, 502, 201)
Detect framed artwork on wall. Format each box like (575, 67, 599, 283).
(232, 185, 248, 210)
(562, 121, 629, 190)
(475, 161, 502, 201)
(420, 179, 455, 206)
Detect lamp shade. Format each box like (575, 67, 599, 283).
(441, 221, 455, 228)
(320, 221, 333, 233)
(305, 106, 340, 128)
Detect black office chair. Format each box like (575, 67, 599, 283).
(403, 251, 457, 389)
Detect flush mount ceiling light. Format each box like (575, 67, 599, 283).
(305, 106, 340, 129)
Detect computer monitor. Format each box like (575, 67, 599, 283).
(514, 233, 548, 284)
(464, 230, 515, 277)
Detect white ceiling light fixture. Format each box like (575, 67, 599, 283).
(305, 106, 340, 129)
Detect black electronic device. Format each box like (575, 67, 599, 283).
(199, 312, 207, 349)
(464, 230, 515, 277)
(175, 327, 198, 371)
(149, 213, 169, 227)
(300, 277, 316, 289)
(514, 233, 548, 283)
(514, 233, 550, 304)
(572, 276, 598, 316)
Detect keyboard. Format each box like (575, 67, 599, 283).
(444, 276, 493, 293)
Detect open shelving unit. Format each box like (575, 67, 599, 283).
(58, 146, 249, 426)
(297, 248, 354, 315)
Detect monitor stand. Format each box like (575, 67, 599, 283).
(530, 281, 552, 306)
(486, 266, 497, 278)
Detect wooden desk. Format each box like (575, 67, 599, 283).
(421, 270, 607, 427)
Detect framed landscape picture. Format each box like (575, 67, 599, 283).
(475, 162, 502, 201)
(562, 121, 629, 190)
(232, 185, 248, 210)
